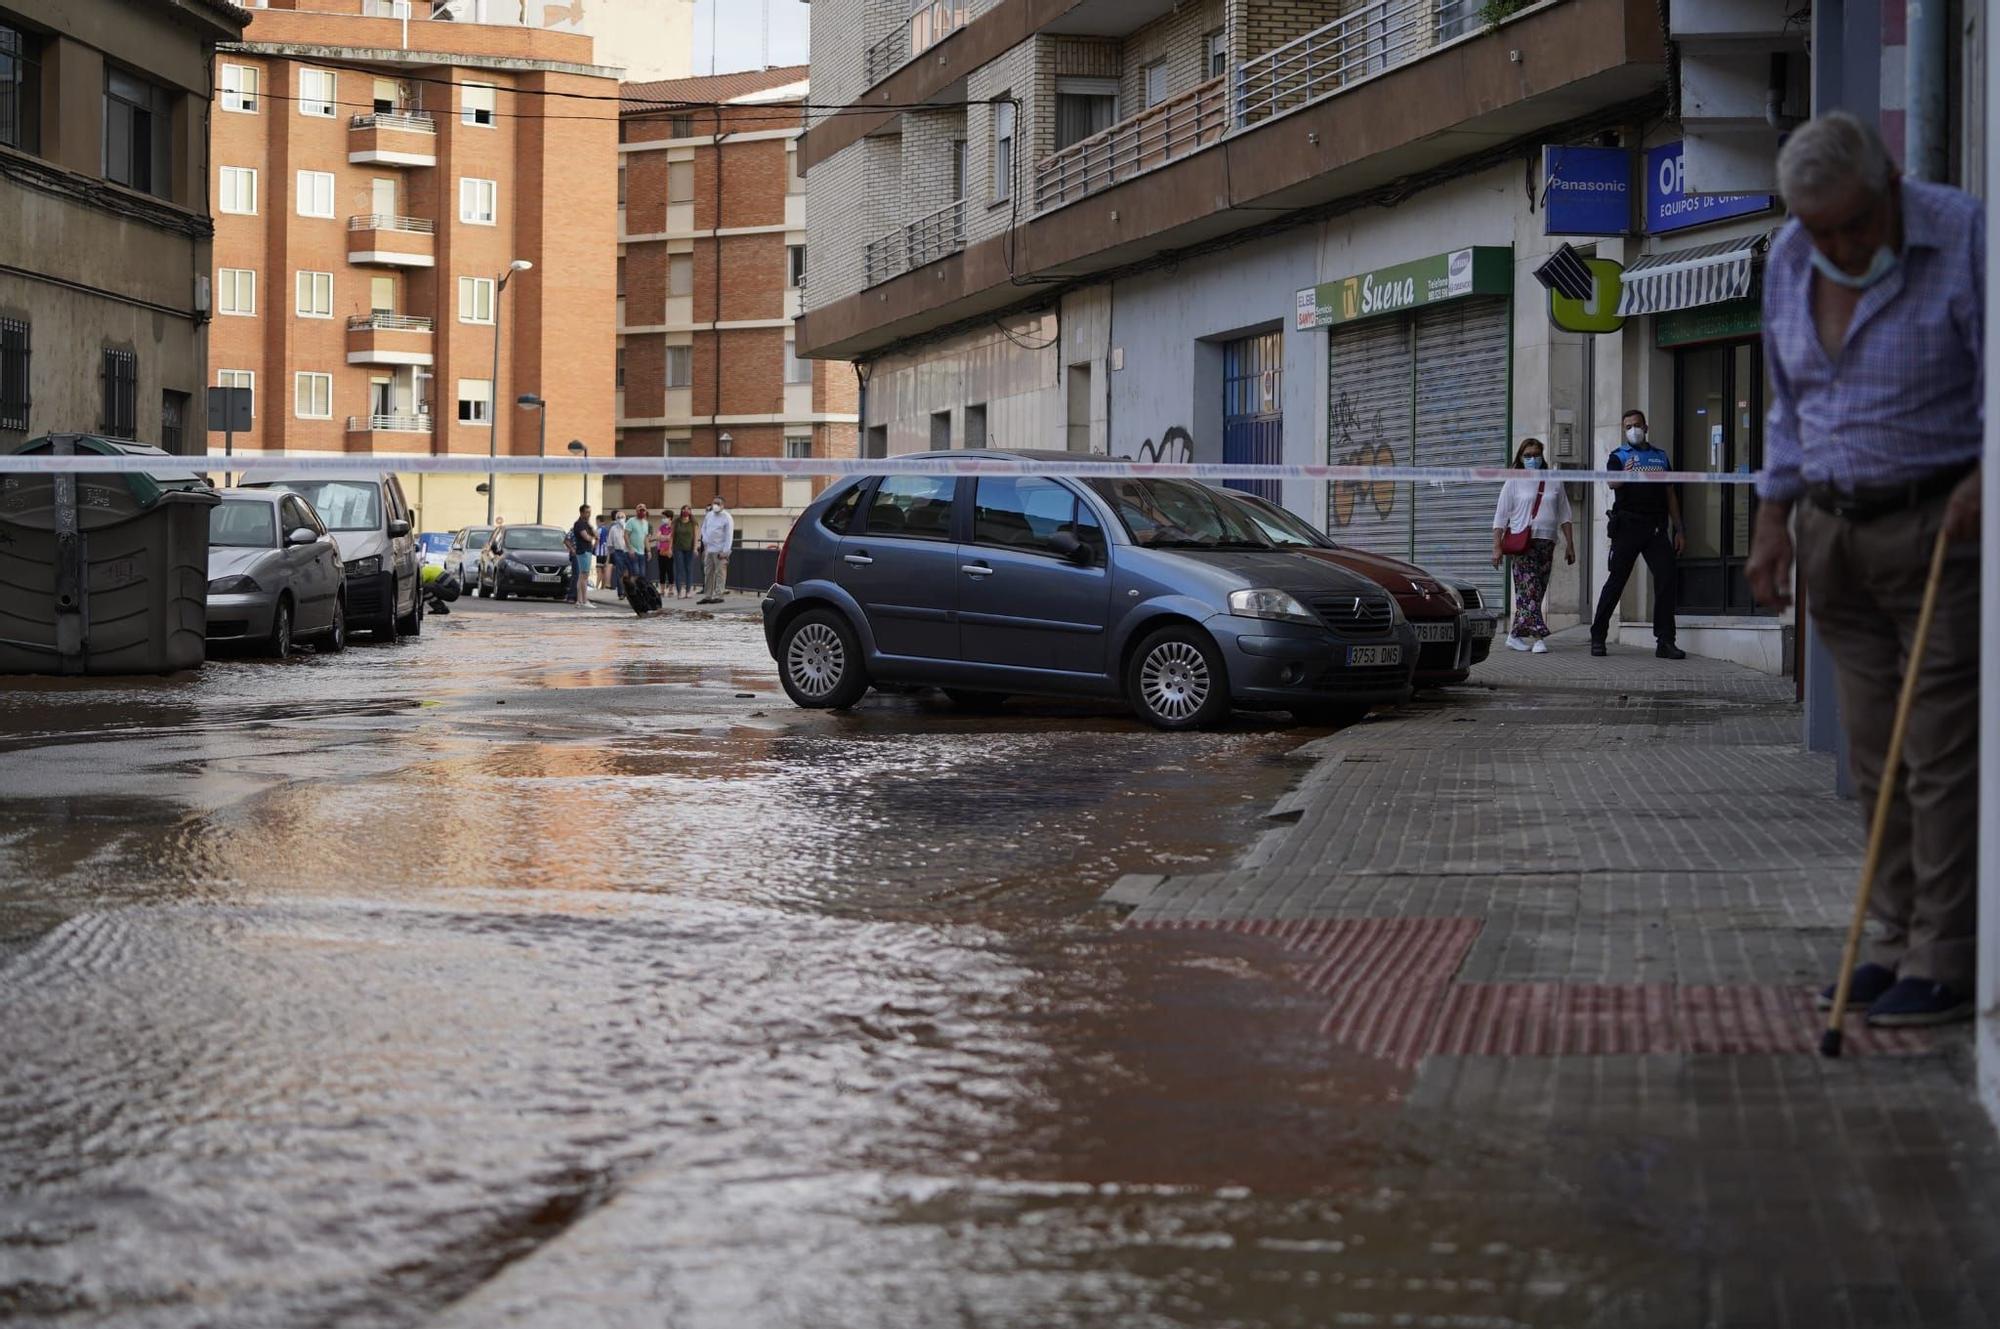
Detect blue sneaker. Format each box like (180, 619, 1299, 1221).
(1817, 962, 1897, 1011)
(1866, 978, 1973, 1028)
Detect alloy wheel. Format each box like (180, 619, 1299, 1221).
(1140, 640, 1210, 722)
(786, 621, 845, 699)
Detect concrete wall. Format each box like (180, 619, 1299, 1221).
(861, 311, 1060, 454)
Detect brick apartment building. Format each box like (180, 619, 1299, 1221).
(207, 0, 634, 532)
(615, 66, 857, 545)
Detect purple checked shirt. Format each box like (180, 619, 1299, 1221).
(1758, 177, 1984, 503)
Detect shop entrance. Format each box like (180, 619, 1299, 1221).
(1222, 331, 1283, 503)
(1672, 338, 1766, 614)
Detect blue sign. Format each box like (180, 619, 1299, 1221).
(1542, 146, 1631, 236)
(1645, 141, 1774, 235)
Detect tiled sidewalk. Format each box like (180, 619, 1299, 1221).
(1106, 629, 2000, 1326)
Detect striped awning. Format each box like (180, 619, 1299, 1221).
(1615, 234, 1768, 317)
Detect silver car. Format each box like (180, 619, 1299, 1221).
(206, 489, 348, 656)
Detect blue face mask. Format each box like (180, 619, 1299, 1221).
(1810, 244, 1899, 290)
(1522, 456, 1545, 470)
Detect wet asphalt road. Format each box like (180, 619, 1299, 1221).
(0, 597, 1644, 1328)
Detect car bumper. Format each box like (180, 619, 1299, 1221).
(205, 590, 279, 641)
(345, 570, 395, 626)
(761, 585, 796, 655)
(1212, 616, 1418, 708)
(1464, 610, 1498, 664)
(497, 566, 573, 595)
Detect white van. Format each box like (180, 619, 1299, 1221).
(243, 472, 423, 639)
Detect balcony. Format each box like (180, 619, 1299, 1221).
(1236, 0, 1479, 128)
(1034, 75, 1229, 213)
(348, 111, 437, 167)
(865, 1, 969, 84)
(345, 313, 435, 367)
(347, 215, 436, 268)
(344, 413, 433, 454)
(864, 198, 966, 287)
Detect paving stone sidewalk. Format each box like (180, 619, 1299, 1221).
(1106, 628, 2000, 1327)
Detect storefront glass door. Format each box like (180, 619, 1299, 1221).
(1673, 339, 1765, 613)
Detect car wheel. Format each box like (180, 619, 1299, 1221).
(941, 688, 1010, 711)
(316, 596, 346, 654)
(1290, 702, 1372, 729)
(379, 581, 403, 641)
(398, 579, 423, 636)
(778, 609, 868, 710)
(1126, 625, 1229, 730)
(263, 598, 294, 658)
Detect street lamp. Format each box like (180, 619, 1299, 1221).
(717, 430, 732, 509)
(485, 258, 533, 525)
(517, 393, 547, 522)
(567, 439, 587, 509)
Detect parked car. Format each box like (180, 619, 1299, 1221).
(205, 488, 347, 656)
(760, 452, 1418, 730)
(447, 525, 495, 588)
(1223, 489, 1498, 685)
(242, 472, 422, 640)
(417, 531, 453, 571)
(477, 524, 575, 600)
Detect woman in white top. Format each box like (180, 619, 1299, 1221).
(1490, 437, 1576, 653)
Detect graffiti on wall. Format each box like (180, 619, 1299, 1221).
(1327, 390, 1398, 528)
(1122, 426, 1194, 466)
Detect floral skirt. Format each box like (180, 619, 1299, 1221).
(1509, 538, 1555, 638)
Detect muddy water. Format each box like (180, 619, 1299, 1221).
(0, 605, 1668, 1327)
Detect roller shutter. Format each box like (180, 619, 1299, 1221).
(1412, 298, 1509, 608)
(1323, 315, 1412, 566)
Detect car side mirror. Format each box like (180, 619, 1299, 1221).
(388, 519, 411, 538)
(1049, 531, 1093, 566)
(286, 527, 318, 546)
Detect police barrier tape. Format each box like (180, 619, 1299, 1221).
(0, 451, 1760, 485)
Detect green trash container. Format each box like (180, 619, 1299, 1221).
(0, 434, 219, 675)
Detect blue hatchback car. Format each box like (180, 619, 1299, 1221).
(761, 452, 1419, 729)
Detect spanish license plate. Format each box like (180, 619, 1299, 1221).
(1347, 644, 1403, 667)
(1414, 623, 1456, 644)
(1468, 619, 1495, 639)
(534, 572, 559, 583)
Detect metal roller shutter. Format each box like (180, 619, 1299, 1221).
(1324, 316, 1412, 565)
(1412, 298, 1509, 609)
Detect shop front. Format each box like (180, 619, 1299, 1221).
(1658, 299, 1764, 614)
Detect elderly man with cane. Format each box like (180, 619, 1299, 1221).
(1745, 112, 1984, 1031)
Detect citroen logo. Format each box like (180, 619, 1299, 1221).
(1351, 596, 1362, 614)
(1410, 579, 1429, 597)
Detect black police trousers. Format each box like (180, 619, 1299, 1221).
(1590, 510, 1678, 645)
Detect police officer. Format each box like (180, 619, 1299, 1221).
(1589, 409, 1686, 659)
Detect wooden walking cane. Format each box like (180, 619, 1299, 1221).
(1821, 523, 1955, 1058)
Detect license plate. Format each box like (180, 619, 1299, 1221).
(1347, 644, 1403, 667)
(1468, 619, 1495, 639)
(1414, 623, 1456, 644)
(533, 572, 559, 583)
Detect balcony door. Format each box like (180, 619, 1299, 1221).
(1054, 78, 1118, 151)
(371, 177, 396, 219)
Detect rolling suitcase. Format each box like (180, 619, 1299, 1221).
(627, 578, 663, 616)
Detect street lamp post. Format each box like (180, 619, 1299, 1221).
(717, 430, 733, 510)
(486, 258, 533, 525)
(568, 439, 588, 510)
(518, 393, 547, 522)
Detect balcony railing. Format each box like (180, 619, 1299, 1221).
(865, 25, 909, 84)
(346, 414, 432, 433)
(1237, 0, 1479, 127)
(347, 313, 434, 332)
(349, 110, 436, 134)
(864, 1, 970, 85)
(1034, 75, 1229, 213)
(863, 198, 966, 287)
(348, 214, 434, 234)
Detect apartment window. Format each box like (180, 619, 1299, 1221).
(219, 166, 257, 215)
(0, 319, 28, 431)
(217, 368, 255, 420)
(294, 371, 333, 419)
(664, 345, 691, 388)
(668, 113, 694, 138)
(950, 140, 967, 200)
(1206, 30, 1227, 81)
(105, 68, 173, 198)
(787, 245, 807, 289)
(783, 340, 810, 385)
(296, 169, 335, 218)
(371, 77, 400, 113)
(786, 144, 805, 193)
(617, 163, 627, 207)
(1144, 62, 1169, 108)
(295, 270, 333, 318)
(668, 253, 693, 297)
(991, 97, 1015, 202)
(785, 435, 811, 460)
(457, 378, 492, 424)
(299, 68, 336, 117)
(667, 161, 693, 204)
(616, 256, 626, 296)
(461, 82, 495, 127)
(615, 348, 625, 389)
(217, 267, 256, 316)
(0, 24, 42, 153)
(1054, 78, 1117, 151)
(220, 63, 259, 113)
(459, 176, 497, 224)
(161, 390, 188, 452)
(457, 275, 494, 323)
(101, 348, 137, 439)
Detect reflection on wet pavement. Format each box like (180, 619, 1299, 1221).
(1, 603, 1666, 1327)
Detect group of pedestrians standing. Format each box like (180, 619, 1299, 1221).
(560, 496, 740, 608)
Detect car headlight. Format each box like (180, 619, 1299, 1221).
(344, 556, 381, 577)
(207, 575, 261, 594)
(1440, 584, 1464, 609)
(1228, 588, 1318, 626)
(502, 557, 530, 573)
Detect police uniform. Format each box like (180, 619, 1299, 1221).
(1589, 441, 1679, 649)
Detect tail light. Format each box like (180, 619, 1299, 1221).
(773, 520, 797, 585)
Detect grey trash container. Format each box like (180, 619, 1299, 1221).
(0, 434, 219, 675)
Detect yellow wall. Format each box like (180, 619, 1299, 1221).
(404, 472, 603, 536)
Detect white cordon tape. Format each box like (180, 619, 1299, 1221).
(0, 452, 1760, 485)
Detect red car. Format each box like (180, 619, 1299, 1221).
(1224, 491, 1498, 685)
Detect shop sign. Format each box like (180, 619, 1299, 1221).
(1542, 146, 1631, 236)
(1295, 247, 1511, 330)
(1548, 257, 1626, 334)
(1654, 297, 1762, 348)
(1646, 142, 1774, 235)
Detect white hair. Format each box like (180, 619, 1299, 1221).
(1776, 111, 1895, 209)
